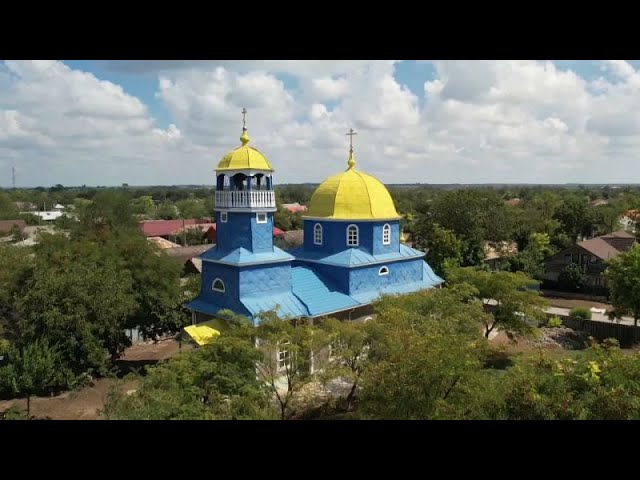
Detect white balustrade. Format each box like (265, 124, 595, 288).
(215, 190, 276, 209)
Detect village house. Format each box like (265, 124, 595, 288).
(484, 241, 518, 271)
(281, 202, 307, 213)
(544, 230, 636, 290)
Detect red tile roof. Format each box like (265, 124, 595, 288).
(139, 219, 209, 237)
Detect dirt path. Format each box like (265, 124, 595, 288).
(0, 338, 183, 420)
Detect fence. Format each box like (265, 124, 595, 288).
(549, 315, 638, 347)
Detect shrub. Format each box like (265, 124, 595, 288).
(548, 316, 563, 328)
(569, 307, 592, 320)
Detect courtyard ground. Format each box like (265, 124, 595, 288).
(0, 338, 182, 420)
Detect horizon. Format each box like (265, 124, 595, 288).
(3, 60, 640, 187)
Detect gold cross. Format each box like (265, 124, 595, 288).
(242, 107, 247, 129)
(346, 128, 357, 151)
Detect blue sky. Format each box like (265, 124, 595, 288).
(2, 60, 640, 187)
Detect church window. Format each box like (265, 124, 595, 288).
(256, 213, 267, 224)
(277, 340, 291, 371)
(221, 211, 228, 223)
(314, 223, 323, 245)
(379, 266, 389, 276)
(382, 224, 391, 245)
(347, 224, 359, 246)
(212, 278, 225, 293)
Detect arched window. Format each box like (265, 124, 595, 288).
(346, 224, 359, 246)
(382, 223, 391, 245)
(314, 223, 323, 245)
(212, 278, 225, 293)
(379, 266, 389, 276)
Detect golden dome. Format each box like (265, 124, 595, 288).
(216, 128, 274, 172)
(306, 150, 400, 220)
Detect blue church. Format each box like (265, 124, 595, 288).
(186, 117, 443, 326)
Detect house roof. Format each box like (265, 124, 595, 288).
(281, 203, 308, 213)
(164, 244, 214, 262)
(139, 219, 209, 237)
(505, 198, 522, 207)
(484, 241, 518, 261)
(600, 230, 636, 253)
(577, 237, 624, 261)
(590, 199, 609, 207)
(0, 219, 26, 234)
(147, 236, 181, 249)
(282, 229, 304, 247)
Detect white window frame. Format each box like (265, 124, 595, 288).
(379, 266, 389, 276)
(314, 223, 323, 245)
(220, 211, 228, 223)
(277, 339, 291, 372)
(382, 223, 391, 245)
(256, 212, 267, 224)
(212, 278, 225, 293)
(346, 224, 359, 247)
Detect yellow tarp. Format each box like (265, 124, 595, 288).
(183, 318, 228, 346)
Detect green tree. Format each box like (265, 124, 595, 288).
(358, 288, 490, 419)
(176, 198, 208, 220)
(510, 232, 552, 280)
(319, 318, 371, 411)
(606, 245, 640, 333)
(0, 340, 62, 417)
(414, 224, 464, 277)
(156, 201, 179, 220)
(274, 206, 293, 231)
(558, 263, 588, 292)
(414, 189, 510, 266)
(131, 195, 157, 217)
(0, 244, 33, 340)
(104, 335, 276, 420)
(253, 313, 317, 420)
(487, 340, 640, 420)
(16, 239, 137, 377)
(447, 267, 547, 338)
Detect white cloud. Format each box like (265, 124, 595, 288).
(3, 59, 640, 187)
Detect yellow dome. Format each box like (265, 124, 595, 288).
(306, 151, 400, 220)
(216, 129, 273, 172)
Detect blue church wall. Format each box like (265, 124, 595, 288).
(372, 221, 400, 255)
(216, 211, 273, 253)
(239, 263, 292, 297)
(303, 219, 400, 255)
(348, 258, 424, 294)
(199, 262, 246, 313)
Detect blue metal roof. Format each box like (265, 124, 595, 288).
(240, 292, 309, 323)
(291, 266, 360, 316)
(350, 262, 444, 304)
(291, 244, 425, 267)
(200, 246, 294, 266)
(186, 298, 250, 318)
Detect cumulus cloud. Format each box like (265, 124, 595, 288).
(2, 59, 640, 187)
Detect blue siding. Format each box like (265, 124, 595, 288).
(349, 258, 424, 294)
(372, 221, 400, 255)
(304, 219, 400, 255)
(199, 262, 245, 313)
(216, 211, 273, 254)
(239, 264, 292, 297)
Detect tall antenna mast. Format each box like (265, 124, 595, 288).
(12, 165, 16, 189)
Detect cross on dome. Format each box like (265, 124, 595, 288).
(346, 128, 357, 169)
(240, 107, 250, 145)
